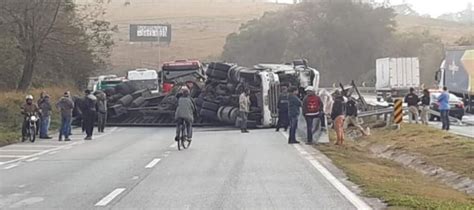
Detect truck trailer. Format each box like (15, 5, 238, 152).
(436, 46, 474, 113)
(376, 57, 420, 102)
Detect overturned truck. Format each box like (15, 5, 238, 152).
(105, 60, 319, 127)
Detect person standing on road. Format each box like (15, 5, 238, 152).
(82, 90, 97, 140)
(56, 92, 75, 141)
(404, 87, 420, 124)
(344, 98, 370, 136)
(38, 94, 53, 139)
(239, 89, 251, 133)
(276, 86, 289, 132)
(302, 86, 323, 145)
(331, 90, 346, 145)
(438, 87, 450, 130)
(288, 87, 302, 144)
(95, 91, 107, 133)
(420, 89, 431, 125)
(175, 87, 197, 142)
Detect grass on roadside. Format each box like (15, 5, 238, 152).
(317, 125, 474, 209)
(0, 87, 79, 147)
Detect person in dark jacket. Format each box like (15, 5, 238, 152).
(82, 90, 97, 140)
(344, 98, 370, 136)
(331, 91, 346, 145)
(276, 86, 289, 132)
(56, 92, 75, 141)
(175, 87, 197, 142)
(288, 87, 302, 144)
(404, 87, 420, 124)
(38, 94, 53, 139)
(420, 89, 430, 125)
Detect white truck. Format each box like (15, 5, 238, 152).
(376, 57, 420, 102)
(127, 68, 160, 93)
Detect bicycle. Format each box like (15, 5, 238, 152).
(176, 119, 191, 150)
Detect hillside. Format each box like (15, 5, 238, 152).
(99, 1, 474, 74)
(101, 1, 282, 73)
(396, 15, 474, 43)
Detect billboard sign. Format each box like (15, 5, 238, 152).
(129, 24, 172, 43)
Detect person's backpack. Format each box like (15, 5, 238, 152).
(306, 95, 321, 114)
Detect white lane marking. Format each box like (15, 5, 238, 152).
(145, 158, 161, 169)
(7, 145, 58, 148)
(0, 149, 44, 152)
(281, 132, 372, 210)
(0, 155, 25, 158)
(4, 164, 19, 169)
(0, 142, 80, 166)
(95, 188, 126, 206)
(26, 157, 39, 162)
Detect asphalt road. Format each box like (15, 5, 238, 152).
(0, 127, 365, 209)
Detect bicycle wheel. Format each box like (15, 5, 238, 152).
(180, 123, 187, 149)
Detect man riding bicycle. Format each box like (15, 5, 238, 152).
(174, 86, 197, 143)
(21, 95, 40, 141)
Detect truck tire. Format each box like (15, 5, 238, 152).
(200, 109, 218, 120)
(131, 96, 146, 108)
(104, 88, 116, 96)
(208, 69, 228, 80)
(202, 101, 219, 111)
(117, 94, 134, 107)
(109, 93, 124, 103)
(208, 62, 233, 72)
(116, 83, 133, 95)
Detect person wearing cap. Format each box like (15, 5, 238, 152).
(302, 86, 323, 144)
(38, 94, 52, 139)
(21, 95, 40, 141)
(404, 87, 420, 124)
(56, 91, 75, 141)
(174, 86, 197, 142)
(82, 90, 97, 140)
(239, 88, 251, 133)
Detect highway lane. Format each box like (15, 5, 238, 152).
(0, 127, 364, 209)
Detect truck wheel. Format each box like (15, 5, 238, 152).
(202, 101, 219, 111)
(104, 88, 116, 96)
(200, 109, 218, 120)
(118, 94, 134, 107)
(208, 69, 228, 80)
(131, 96, 146, 108)
(209, 62, 232, 72)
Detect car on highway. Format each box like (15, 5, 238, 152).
(429, 90, 465, 121)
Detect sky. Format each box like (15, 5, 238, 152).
(273, 0, 472, 17)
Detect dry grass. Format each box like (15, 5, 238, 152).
(0, 87, 79, 146)
(318, 125, 474, 209)
(101, 1, 282, 73)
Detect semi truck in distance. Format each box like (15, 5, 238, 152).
(376, 57, 420, 102)
(436, 46, 474, 113)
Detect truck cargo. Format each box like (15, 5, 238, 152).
(104, 59, 319, 127)
(436, 46, 474, 113)
(376, 57, 420, 102)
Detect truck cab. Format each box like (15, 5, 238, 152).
(87, 75, 123, 92)
(161, 59, 206, 93)
(255, 59, 320, 94)
(127, 68, 159, 93)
